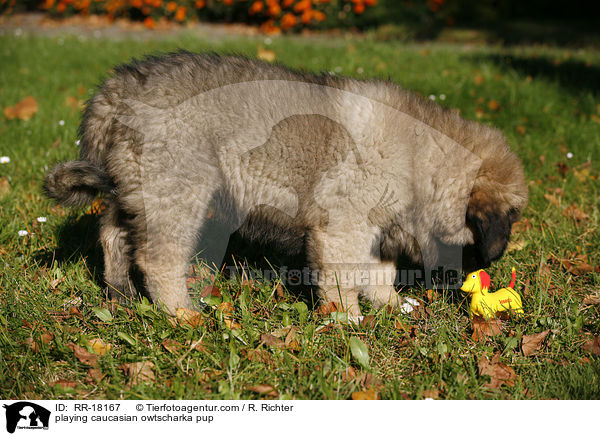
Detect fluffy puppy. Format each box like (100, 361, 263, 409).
(44, 51, 528, 321)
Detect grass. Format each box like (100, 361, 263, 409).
(0, 28, 599, 400)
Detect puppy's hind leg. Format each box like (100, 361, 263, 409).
(99, 201, 138, 302)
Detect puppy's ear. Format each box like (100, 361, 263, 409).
(467, 209, 514, 268)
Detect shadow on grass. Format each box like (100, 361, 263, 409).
(33, 214, 104, 285)
(470, 52, 600, 96)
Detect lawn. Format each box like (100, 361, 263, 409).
(0, 28, 599, 400)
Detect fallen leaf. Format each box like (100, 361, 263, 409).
(175, 307, 205, 328)
(68, 343, 98, 367)
(0, 177, 10, 197)
(351, 388, 378, 400)
(583, 336, 600, 356)
(573, 166, 591, 183)
(246, 348, 272, 364)
(506, 239, 526, 253)
(121, 361, 155, 385)
(341, 366, 358, 383)
(488, 100, 500, 110)
(562, 204, 589, 224)
(422, 388, 439, 399)
(284, 327, 300, 351)
(516, 125, 526, 135)
(218, 301, 234, 315)
(471, 316, 503, 342)
(261, 333, 285, 349)
(544, 193, 560, 206)
(561, 254, 594, 276)
(247, 384, 279, 397)
(224, 318, 242, 329)
(583, 292, 600, 305)
(64, 96, 83, 111)
(52, 379, 77, 389)
(426, 289, 436, 302)
(87, 367, 104, 383)
(556, 161, 569, 177)
(201, 285, 221, 298)
(478, 353, 516, 389)
(89, 338, 112, 355)
(160, 339, 183, 354)
(4, 96, 38, 120)
(522, 330, 549, 356)
(349, 336, 370, 368)
(316, 301, 340, 316)
(257, 48, 276, 62)
(359, 315, 376, 329)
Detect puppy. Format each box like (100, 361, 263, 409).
(44, 51, 527, 321)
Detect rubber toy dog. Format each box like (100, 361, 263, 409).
(460, 267, 524, 318)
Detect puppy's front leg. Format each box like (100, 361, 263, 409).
(307, 225, 382, 324)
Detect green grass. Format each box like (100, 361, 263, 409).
(1, 30, 599, 400)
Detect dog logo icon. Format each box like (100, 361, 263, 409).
(2, 402, 50, 433)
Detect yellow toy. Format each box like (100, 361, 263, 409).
(460, 267, 524, 318)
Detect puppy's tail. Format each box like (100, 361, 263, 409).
(43, 160, 113, 207)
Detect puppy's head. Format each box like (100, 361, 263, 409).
(463, 148, 528, 271)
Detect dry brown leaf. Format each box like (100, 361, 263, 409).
(175, 307, 205, 328)
(224, 318, 242, 329)
(341, 366, 358, 383)
(89, 338, 112, 355)
(422, 388, 439, 399)
(284, 327, 300, 351)
(161, 339, 181, 354)
(261, 333, 285, 349)
(478, 353, 516, 389)
(359, 315, 377, 329)
(351, 388, 378, 400)
(201, 285, 221, 298)
(4, 96, 39, 120)
(516, 125, 526, 135)
(64, 96, 83, 111)
(556, 161, 569, 177)
(583, 335, 600, 356)
(246, 348, 272, 364)
(472, 316, 503, 342)
(561, 254, 594, 276)
(247, 384, 279, 397)
(488, 100, 500, 110)
(52, 379, 77, 389)
(316, 301, 340, 316)
(573, 165, 591, 183)
(522, 330, 549, 356)
(121, 361, 155, 385)
(562, 204, 589, 223)
(218, 301, 234, 315)
(257, 48, 276, 62)
(68, 343, 99, 367)
(544, 193, 560, 206)
(87, 367, 104, 383)
(0, 177, 10, 197)
(506, 239, 526, 253)
(583, 292, 600, 305)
